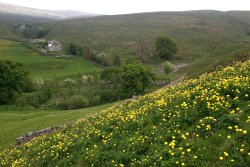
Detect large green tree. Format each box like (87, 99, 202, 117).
(121, 63, 156, 96)
(101, 62, 156, 98)
(155, 36, 177, 59)
(0, 61, 29, 104)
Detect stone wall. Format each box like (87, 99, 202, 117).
(15, 126, 61, 146)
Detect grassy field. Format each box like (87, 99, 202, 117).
(0, 39, 102, 79)
(0, 103, 113, 150)
(0, 60, 249, 166)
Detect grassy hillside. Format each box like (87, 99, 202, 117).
(1, 11, 250, 77)
(0, 12, 57, 39)
(34, 10, 250, 77)
(0, 39, 102, 79)
(1, 60, 249, 166)
(0, 103, 113, 150)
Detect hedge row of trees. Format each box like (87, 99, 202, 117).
(64, 44, 121, 66)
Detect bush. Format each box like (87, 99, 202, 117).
(15, 94, 28, 108)
(54, 98, 69, 110)
(68, 95, 89, 109)
(91, 52, 121, 66)
(89, 95, 101, 106)
(163, 61, 175, 74)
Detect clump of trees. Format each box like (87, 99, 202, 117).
(101, 60, 156, 98)
(0, 61, 32, 104)
(155, 36, 177, 59)
(65, 43, 82, 56)
(64, 43, 121, 66)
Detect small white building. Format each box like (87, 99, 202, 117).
(45, 39, 62, 52)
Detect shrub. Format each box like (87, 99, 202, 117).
(91, 52, 121, 66)
(163, 61, 175, 74)
(68, 95, 89, 109)
(89, 95, 101, 106)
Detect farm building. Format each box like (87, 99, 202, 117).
(45, 39, 62, 52)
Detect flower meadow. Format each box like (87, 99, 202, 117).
(0, 60, 250, 167)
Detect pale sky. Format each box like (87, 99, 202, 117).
(0, 0, 249, 14)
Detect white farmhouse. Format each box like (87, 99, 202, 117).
(45, 39, 62, 52)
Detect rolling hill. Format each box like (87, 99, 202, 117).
(1, 9, 250, 77)
(0, 60, 249, 166)
(34, 10, 250, 77)
(0, 2, 97, 19)
(0, 2, 99, 39)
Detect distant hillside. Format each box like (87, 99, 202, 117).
(0, 2, 99, 39)
(37, 10, 250, 77)
(0, 2, 97, 19)
(49, 10, 99, 19)
(0, 2, 62, 19)
(227, 11, 250, 24)
(1, 10, 250, 77)
(1, 60, 249, 166)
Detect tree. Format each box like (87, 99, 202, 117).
(136, 37, 146, 62)
(82, 45, 95, 60)
(101, 67, 123, 84)
(107, 48, 121, 66)
(65, 43, 82, 55)
(121, 62, 156, 97)
(0, 61, 30, 104)
(101, 62, 156, 98)
(155, 36, 177, 59)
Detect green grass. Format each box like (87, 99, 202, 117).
(0, 103, 113, 150)
(0, 39, 102, 79)
(0, 60, 249, 166)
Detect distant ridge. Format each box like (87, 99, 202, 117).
(0, 2, 99, 19)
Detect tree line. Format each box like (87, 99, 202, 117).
(64, 36, 177, 66)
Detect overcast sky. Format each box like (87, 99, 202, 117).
(0, 0, 249, 14)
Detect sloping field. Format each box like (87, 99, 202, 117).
(0, 39, 102, 79)
(1, 60, 249, 166)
